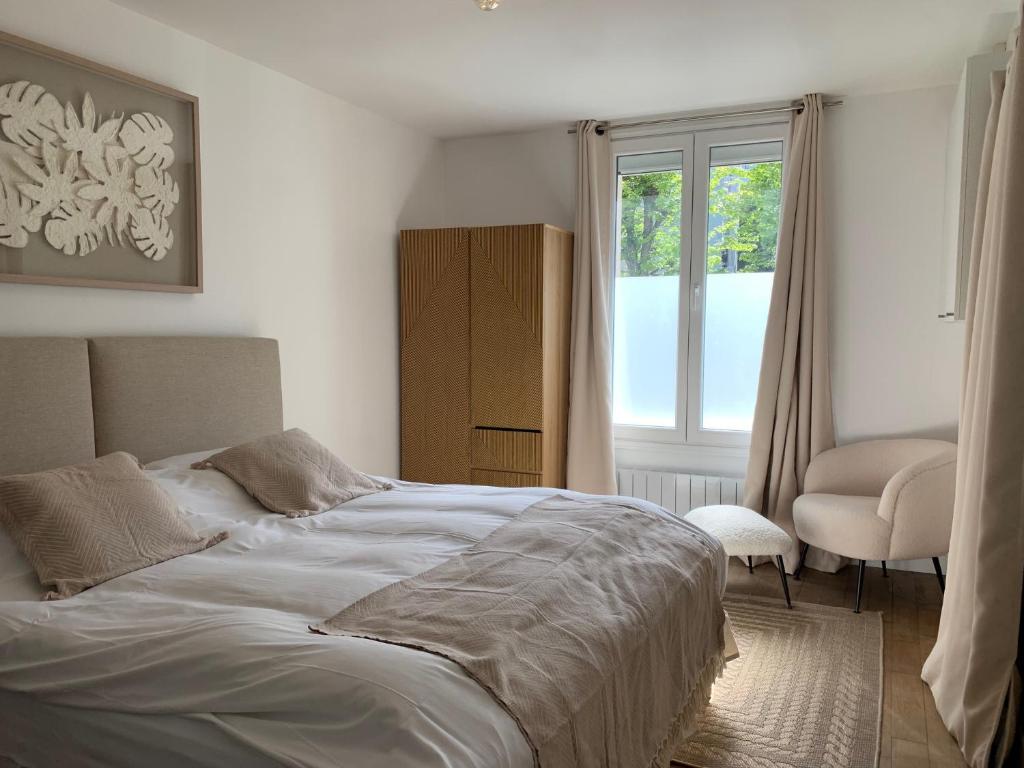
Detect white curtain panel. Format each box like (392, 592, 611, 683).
(922, 18, 1024, 766)
(566, 121, 616, 495)
(742, 94, 837, 571)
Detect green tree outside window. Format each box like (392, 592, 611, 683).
(617, 161, 782, 277)
(617, 171, 682, 277)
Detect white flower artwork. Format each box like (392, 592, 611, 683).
(130, 208, 173, 260)
(0, 81, 62, 158)
(56, 93, 122, 171)
(0, 174, 40, 247)
(44, 199, 104, 256)
(79, 149, 143, 234)
(17, 140, 85, 219)
(0, 80, 177, 261)
(119, 112, 174, 170)
(134, 164, 179, 219)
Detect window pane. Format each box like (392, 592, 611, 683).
(701, 142, 782, 432)
(613, 152, 682, 428)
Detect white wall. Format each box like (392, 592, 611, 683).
(442, 86, 965, 460)
(826, 86, 963, 445)
(0, 0, 445, 475)
(443, 127, 576, 230)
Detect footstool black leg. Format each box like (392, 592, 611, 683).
(793, 542, 810, 581)
(854, 559, 866, 614)
(932, 557, 945, 593)
(747, 556, 754, 574)
(881, 560, 888, 578)
(777, 555, 792, 609)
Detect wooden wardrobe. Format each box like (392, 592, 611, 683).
(400, 224, 573, 488)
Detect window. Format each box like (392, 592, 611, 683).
(612, 124, 785, 451)
(612, 151, 684, 428)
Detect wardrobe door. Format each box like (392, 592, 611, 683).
(469, 225, 545, 431)
(540, 225, 574, 487)
(400, 228, 471, 483)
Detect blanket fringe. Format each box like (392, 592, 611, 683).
(649, 651, 726, 768)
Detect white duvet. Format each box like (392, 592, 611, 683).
(0, 455, 721, 768)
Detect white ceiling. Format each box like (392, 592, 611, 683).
(109, 0, 1017, 138)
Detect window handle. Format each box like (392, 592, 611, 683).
(691, 283, 702, 313)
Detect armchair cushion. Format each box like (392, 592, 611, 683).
(792, 494, 892, 561)
(880, 447, 957, 560)
(804, 439, 957, 498)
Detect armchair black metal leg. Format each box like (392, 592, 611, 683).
(932, 557, 945, 593)
(854, 559, 866, 614)
(881, 561, 888, 578)
(793, 542, 810, 581)
(777, 555, 793, 609)
(747, 556, 754, 574)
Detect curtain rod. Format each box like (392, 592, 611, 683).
(566, 100, 844, 135)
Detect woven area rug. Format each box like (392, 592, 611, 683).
(673, 594, 883, 768)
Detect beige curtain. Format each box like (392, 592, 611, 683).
(743, 94, 837, 571)
(922, 21, 1024, 767)
(566, 121, 616, 495)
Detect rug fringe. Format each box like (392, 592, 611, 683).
(650, 651, 726, 768)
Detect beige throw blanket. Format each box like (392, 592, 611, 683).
(314, 495, 726, 768)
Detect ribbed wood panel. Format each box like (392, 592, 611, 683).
(471, 428, 542, 473)
(540, 227, 573, 487)
(470, 226, 544, 341)
(470, 226, 544, 430)
(471, 469, 543, 488)
(400, 228, 464, 341)
(400, 229, 471, 484)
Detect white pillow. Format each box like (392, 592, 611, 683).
(0, 528, 41, 602)
(145, 448, 226, 471)
(145, 450, 271, 534)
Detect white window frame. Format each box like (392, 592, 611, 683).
(611, 133, 694, 447)
(610, 118, 788, 473)
(686, 124, 788, 447)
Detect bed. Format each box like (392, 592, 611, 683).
(0, 336, 727, 768)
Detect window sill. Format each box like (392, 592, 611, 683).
(615, 437, 749, 478)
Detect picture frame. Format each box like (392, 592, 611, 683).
(0, 29, 202, 293)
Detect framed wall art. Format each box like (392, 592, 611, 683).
(0, 30, 201, 292)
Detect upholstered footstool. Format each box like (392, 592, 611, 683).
(684, 504, 794, 608)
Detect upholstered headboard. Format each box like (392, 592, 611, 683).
(0, 336, 283, 473)
(0, 338, 96, 476)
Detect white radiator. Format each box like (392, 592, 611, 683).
(616, 468, 745, 515)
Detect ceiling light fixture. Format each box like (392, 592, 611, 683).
(476, 0, 501, 10)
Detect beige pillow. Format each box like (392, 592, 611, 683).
(0, 452, 228, 600)
(192, 429, 391, 518)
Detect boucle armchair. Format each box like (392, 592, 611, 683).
(792, 438, 957, 612)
